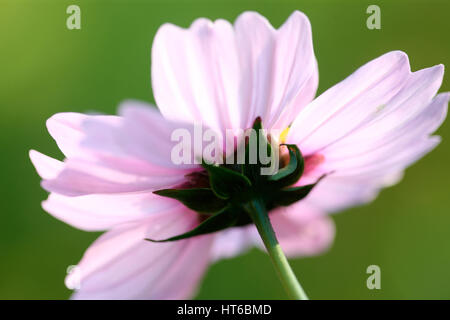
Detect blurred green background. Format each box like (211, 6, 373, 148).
(1, 0, 449, 299)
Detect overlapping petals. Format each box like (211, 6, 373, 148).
(288, 51, 448, 212)
(152, 11, 318, 135)
(30, 10, 448, 300)
(68, 209, 214, 299)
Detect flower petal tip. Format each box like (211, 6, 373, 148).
(29, 150, 64, 180)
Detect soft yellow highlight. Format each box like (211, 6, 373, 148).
(280, 127, 290, 143)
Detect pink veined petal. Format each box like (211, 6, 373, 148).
(321, 90, 447, 176)
(304, 137, 442, 213)
(152, 18, 240, 135)
(309, 91, 448, 187)
(46, 112, 133, 174)
(152, 11, 318, 135)
(68, 209, 214, 300)
(334, 136, 442, 179)
(40, 157, 185, 197)
(47, 107, 199, 175)
(118, 100, 216, 168)
(232, 11, 276, 130)
(287, 50, 447, 213)
(271, 66, 318, 131)
(317, 65, 445, 159)
(78, 108, 185, 176)
(323, 74, 449, 166)
(287, 51, 411, 154)
(250, 202, 335, 257)
(210, 226, 255, 262)
(42, 192, 181, 232)
(303, 107, 444, 211)
(259, 11, 318, 130)
(29, 150, 64, 180)
(34, 102, 215, 197)
(301, 176, 382, 212)
(31, 149, 182, 231)
(46, 112, 118, 161)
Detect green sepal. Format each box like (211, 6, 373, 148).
(147, 118, 324, 242)
(153, 188, 227, 214)
(268, 144, 304, 188)
(242, 117, 273, 183)
(202, 161, 251, 199)
(273, 174, 326, 207)
(145, 206, 238, 242)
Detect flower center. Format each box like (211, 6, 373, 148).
(149, 119, 325, 242)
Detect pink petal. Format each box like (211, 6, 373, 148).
(42, 192, 181, 231)
(29, 150, 64, 180)
(232, 12, 277, 130)
(35, 102, 212, 197)
(152, 18, 241, 134)
(68, 209, 214, 299)
(48, 107, 198, 175)
(288, 51, 411, 154)
(301, 176, 382, 212)
(210, 227, 254, 261)
(41, 158, 185, 196)
(212, 204, 335, 260)
(308, 94, 447, 211)
(118, 100, 214, 168)
(319, 70, 446, 166)
(256, 11, 318, 130)
(46, 112, 118, 161)
(287, 51, 448, 213)
(152, 11, 318, 134)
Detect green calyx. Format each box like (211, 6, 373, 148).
(146, 118, 324, 243)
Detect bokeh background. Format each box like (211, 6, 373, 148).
(1, 0, 449, 299)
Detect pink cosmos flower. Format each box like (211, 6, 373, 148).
(30, 11, 448, 299)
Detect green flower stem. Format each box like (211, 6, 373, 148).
(245, 198, 309, 300)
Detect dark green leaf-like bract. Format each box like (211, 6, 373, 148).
(150, 119, 326, 242)
(153, 188, 227, 213)
(273, 174, 326, 206)
(202, 161, 252, 199)
(268, 144, 304, 188)
(145, 206, 238, 242)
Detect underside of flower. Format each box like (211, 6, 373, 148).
(148, 118, 325, 242)
(28, 9, 448, 300)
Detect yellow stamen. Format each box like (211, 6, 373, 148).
(280, 127, 290, 143)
